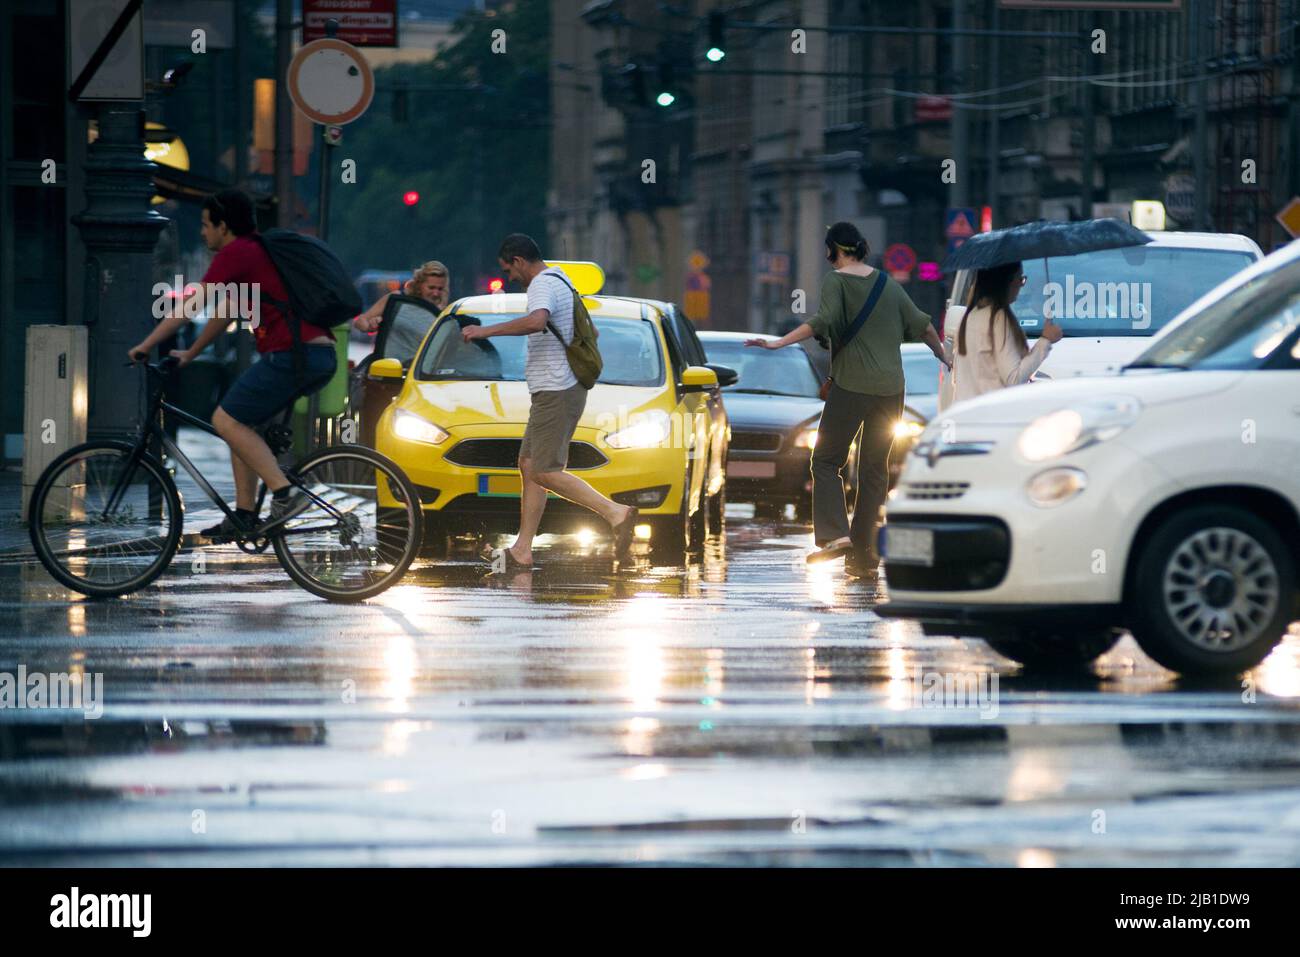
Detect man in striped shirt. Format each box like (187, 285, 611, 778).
(462, 234, 638, 568)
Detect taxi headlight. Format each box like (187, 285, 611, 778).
(392, 409, 449, 445)
(1026, 467, 1088, 507)
(893, 418, 925, 440)
(1016, 397, 1141, 462)
(604, 410, 672, 449)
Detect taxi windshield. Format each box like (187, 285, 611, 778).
(416, 313, 665, 387)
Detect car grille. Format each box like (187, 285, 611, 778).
(903, 481, 970, 500)
(443, 438, 607, 470)
(729, 430, 782, 453)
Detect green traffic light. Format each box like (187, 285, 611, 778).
(656, 91, 675, 107)
(706, 47, 725, 62)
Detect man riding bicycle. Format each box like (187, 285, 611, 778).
(129, 189, 337, 540)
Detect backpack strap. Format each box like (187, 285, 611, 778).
(832, 270, 888, 358)
(541, 271, 578, 346)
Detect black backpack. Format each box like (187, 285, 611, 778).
(255, 229, 361, 378)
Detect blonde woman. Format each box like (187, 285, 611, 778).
(950, 260, 1062, 404)
(353, 260, 449, 334)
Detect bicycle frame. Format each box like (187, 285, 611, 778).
(105, 363, 348, 551)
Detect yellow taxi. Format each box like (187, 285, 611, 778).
(365, 263, 731, 557)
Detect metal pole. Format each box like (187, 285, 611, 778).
(1081, 35, 1095, 219)
(951, 0, 969, 209)
(986, 0, 1000, 226)
(274, 0, 294, 228)
(1191, 0, 1211, 230)
(318, 130, 333, 241)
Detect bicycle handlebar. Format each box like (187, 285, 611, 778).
(124, 355, 180, 374)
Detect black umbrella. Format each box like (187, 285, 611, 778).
(941, 218, 1152, 282)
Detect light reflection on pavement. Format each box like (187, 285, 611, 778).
(1, 507, 1299, 866)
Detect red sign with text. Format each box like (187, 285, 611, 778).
(303, 0, 398, 48)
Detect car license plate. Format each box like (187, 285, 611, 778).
(477, 473, 522, 497)
(728, 459, 776, 479)
(885, 526, 934, 566)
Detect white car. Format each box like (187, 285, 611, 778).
(879, 239, 1300, 676)
(938, 230, 1263, 410)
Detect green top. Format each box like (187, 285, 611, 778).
(806, 270, 932, 396)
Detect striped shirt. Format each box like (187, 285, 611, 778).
(524, 267, 578, 393)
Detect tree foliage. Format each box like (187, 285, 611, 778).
(329, 2, 551, 295)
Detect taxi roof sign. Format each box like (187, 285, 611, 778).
(546, 261, 605, 296)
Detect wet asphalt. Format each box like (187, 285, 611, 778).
(2, 460, 1300, 865)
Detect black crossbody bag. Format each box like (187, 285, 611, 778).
(819, 270, 888, 402)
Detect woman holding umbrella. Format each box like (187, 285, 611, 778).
(950, 260, 1063, 403)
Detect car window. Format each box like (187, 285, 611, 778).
(417, 314, 665, 387)
(902, 351, 941, 394)
(700, 339, 821, 397)
(379, 298, 438, 367)
(667, 304, 707, 366)
(1133, 255, 1300, 371)
(1010, 246, 1257, 338)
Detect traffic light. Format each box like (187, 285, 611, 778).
(654, 61, 677, 107)
(403, 190, 419, 206)
(488, 278, 504, 293)
(706, 12, 726, 62)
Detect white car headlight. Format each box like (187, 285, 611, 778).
(392, 409, 449, 445)
(604, 410, 672, 449)
(1016, 396, 1141, 462)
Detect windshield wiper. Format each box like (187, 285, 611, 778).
(727, 388, 805, 396)
(1122, 360, 1188, 372)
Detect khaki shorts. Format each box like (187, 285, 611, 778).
(519, 383, 587, 473)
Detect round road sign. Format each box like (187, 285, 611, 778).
(287, 38, 374, 126)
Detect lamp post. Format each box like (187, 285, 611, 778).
(71, 107, 169, 442)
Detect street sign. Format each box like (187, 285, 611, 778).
(884, 243, 917, 274)
(1164, 173, 1196, 223)
(944, 208, 977, 241)
(287, 38, 375, 126)
(1276, 198, 1300, 239)
(756, 251, 790, 284)
(68, 0, 145, 101)
(303, 0, 398, 47)
(914, 95, 952, 122)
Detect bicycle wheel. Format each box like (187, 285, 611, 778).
(29, 441, 183, 598)
(271, 445, 422, 602)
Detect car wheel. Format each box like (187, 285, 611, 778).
(984, 629, 1122, 671)
(418, 514, 450, 560)
(753, 501, 785, 521)
(793, 496, 812, 523)
(689, 484, 708, 545)
(649, 485, 693, 560)
(707, 483, 725, 536)
(1126, 505, 1295, 676)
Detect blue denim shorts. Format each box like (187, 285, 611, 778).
(219, 346, 337, 426)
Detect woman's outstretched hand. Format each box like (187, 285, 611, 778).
(744, 337, 778, 349)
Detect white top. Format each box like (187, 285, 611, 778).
(948, 304, 1052, 404)
(524, 267, 578, 393)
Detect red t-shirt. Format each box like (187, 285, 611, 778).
(200, 233, 335, 354)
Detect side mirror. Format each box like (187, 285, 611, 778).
(680, 365, 718, 392)
(705, 363, 738, 387)
(369, 357, 405, 380)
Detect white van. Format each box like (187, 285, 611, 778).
(937, 231, 1263, 410)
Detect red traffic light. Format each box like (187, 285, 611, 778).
(488, 278, 504, 293)
(402, 190, 420, 206)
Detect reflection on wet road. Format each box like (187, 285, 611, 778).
(2, 509, 1299, 866)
